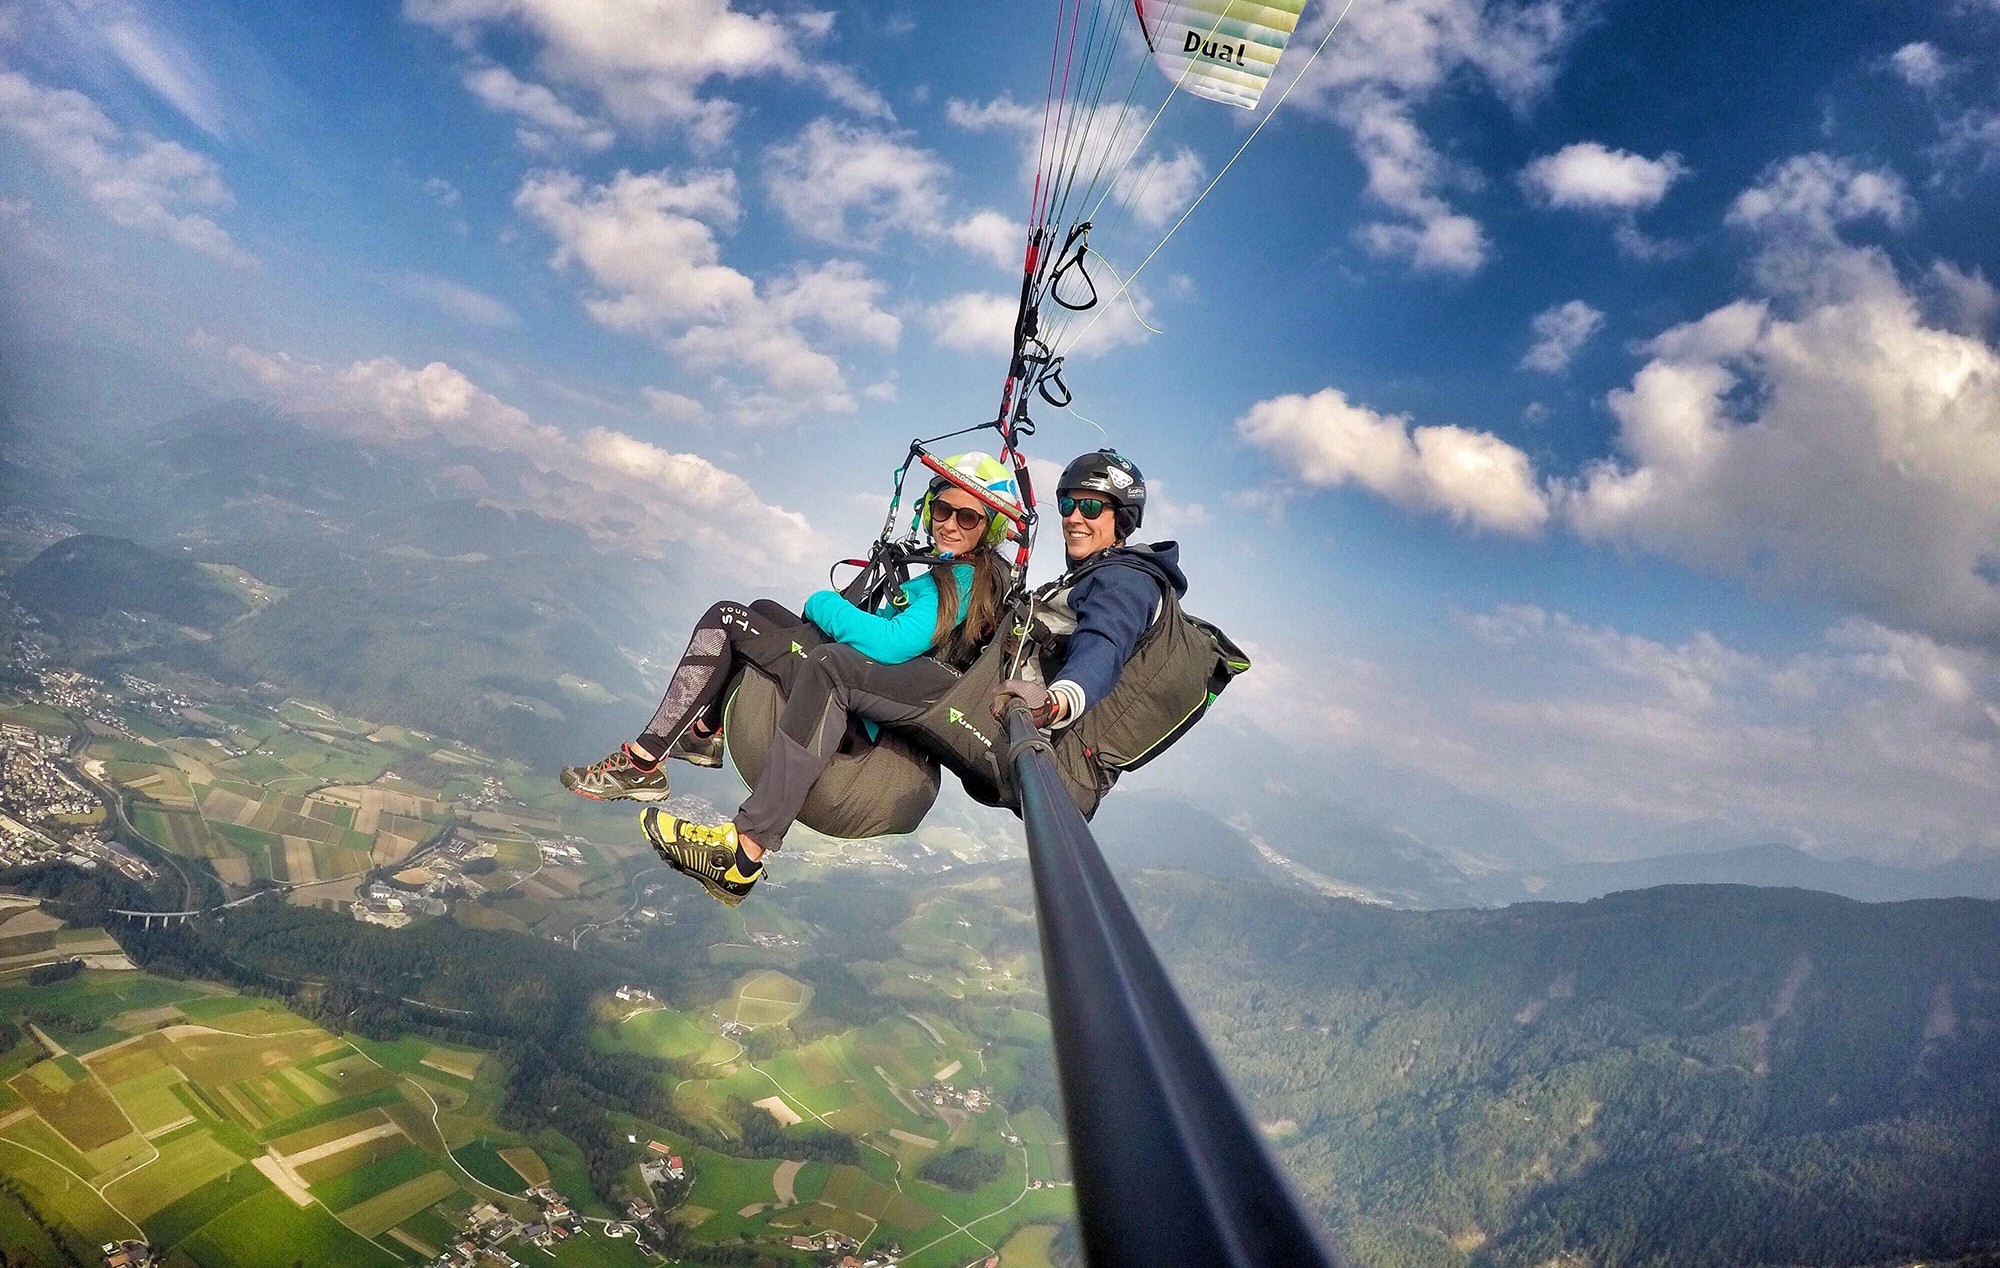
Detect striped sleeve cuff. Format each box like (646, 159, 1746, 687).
(1048, 679, 1087, 729)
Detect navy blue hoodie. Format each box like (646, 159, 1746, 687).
(1048, 542, 1188, 722)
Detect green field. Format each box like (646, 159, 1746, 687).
(10, 1060, 134, 1151)
(255, 1085, 402, 1141)
(453, 1137, 528, 1193)
(269, 1107, 393, 1158)
(0, 1180, 92, 1265)
(392, 1202, 462, 1253)
(179, 1182, 402, 1267)
(0, 702, 76, 735)
(727, 969, 811, 1028)
(141, 1163, 274, 1247)
(0, 1134, 139, 1245)
(599, 1007, 711, 1061)
(131, 805, 215, 859)
(295, 1130, 408, 1187)
(343, 1168, 460, 1237)
(540, 1229, 657, 1268)
(104, 1128, 244, 1220)
(685, 1147, 781, 1222)
(313, 1144, 441, 1211)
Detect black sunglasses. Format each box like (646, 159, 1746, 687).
(1058, 495, 1112, 520)
(929, 502, 992, 532)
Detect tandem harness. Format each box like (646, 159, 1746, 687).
(903, 549, 1251, 820)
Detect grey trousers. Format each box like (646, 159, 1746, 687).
(733, 642, 959, 850)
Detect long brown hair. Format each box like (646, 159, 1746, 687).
(929, 546, 1009, 667)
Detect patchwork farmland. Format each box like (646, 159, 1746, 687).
(88, 699, 456, 897)
(0, 968, 537, 1267)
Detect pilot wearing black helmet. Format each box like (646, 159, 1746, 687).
(1001, 449, 1188, 731)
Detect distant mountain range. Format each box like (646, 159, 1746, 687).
(1093, 787, 2000, 907)
(2, 403, 687, 769)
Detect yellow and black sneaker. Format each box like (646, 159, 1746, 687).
(560, 744, 671, 802)
(640, 807, 761, 907)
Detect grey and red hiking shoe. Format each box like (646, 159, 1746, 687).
(640, 807, 760, 907)
(559, 745, 670, 802)
(666, 725, 725, 769)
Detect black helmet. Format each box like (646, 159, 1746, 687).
(1057, 449, 1146, 540)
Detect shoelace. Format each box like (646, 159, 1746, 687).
(681, 822, 733, 847)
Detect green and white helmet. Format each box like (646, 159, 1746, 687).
(916, 451, 1023, 549)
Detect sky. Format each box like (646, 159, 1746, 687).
(2, 0, 1998, 864)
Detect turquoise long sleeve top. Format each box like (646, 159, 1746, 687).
(801, 563, 974, 664)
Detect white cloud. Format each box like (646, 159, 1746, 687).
(945, 210, 1022, 269)
(763, 118, 949, 245)
(943, 94, 1038, 133)
(1725, 152, 1914, 242)
(926, 285, 1156, 361)
(924, 291, 1015, 356)
(1357, 210, 1486, 275)
(516, 166, 897, 423)
(392, 272, 520, 327)
(762, 259, 899, 347)
(404, 0, 888, 149)
(97, 10, 226, 138)
(1564, 244, 2000, 646)
(1236, 387, 1551, 536)
(515, 167, 747, 325)
(1928, 260, 1998, 335)
(213, 339, 815, 567)
(1934, 108, 2000, 170)
(761, 119, 1020, 268)
(1237, 604, 2000, 862)
(1341, 90, 1488, 274)
(463, 62, 614, 151)
(1440, 606, 2000, 856)
(0, 67, 256, 268)
(424, 176, 462, 207)
(945, 95, 1208, 236)
(1286, 0, 1583, 274)
(1114, 148, 1206, 230)
(1610, 221, 1684, 261)
(1889, 41, 1950, 91)
(1521, 299, 1605, 373)
(1520, 141, 1688, 213)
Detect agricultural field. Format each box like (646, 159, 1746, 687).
(94, 703, 456, 894)
(595, 1005, 712, 1061)
(42, 685, 664, 926)
(726, 969, 811, 1028)
(599, 929, 1072, 1266)
(0, 968, 531, 1264)
(10, 668, 1076, 1265)
(0, 899, 120, 979)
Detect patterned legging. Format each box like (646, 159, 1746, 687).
(637, 599, 808, 749)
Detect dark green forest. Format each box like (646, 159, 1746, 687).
(1136, 877, 2000, 1268)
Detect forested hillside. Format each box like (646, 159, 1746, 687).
(1136, 878, 2000, 1268)
(12, 534, 246, 628)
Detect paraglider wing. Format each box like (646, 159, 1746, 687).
(1133, 0, 1309, 110)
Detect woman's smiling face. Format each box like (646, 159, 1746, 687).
(929, 489, 991, 555)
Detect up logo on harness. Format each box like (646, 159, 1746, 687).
(946, 707, 993, 750)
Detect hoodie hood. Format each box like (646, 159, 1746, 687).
(1071, 540, 1187, 597)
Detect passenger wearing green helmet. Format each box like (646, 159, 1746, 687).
(572, 452, 1020, 905)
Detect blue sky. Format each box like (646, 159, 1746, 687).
(3, 0, 1998, 863)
